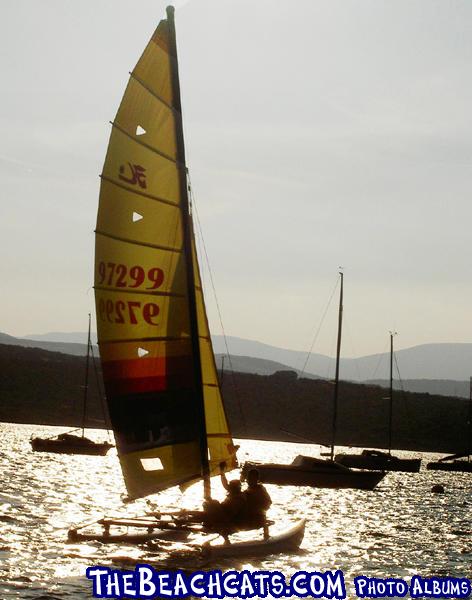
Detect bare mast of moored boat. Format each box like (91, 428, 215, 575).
(329, 270, 343, 461)
(387, 331, 395, 455)
(80, 314, 92, 437)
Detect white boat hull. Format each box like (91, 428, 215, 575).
(203, 519, 306, 559)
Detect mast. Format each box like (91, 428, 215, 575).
(330, 271, 343, 461)
(388, 332, 394, 454)
(81, 313, 91, 437)
(166, 5, 211, 500)
(468, 376, 472, 462)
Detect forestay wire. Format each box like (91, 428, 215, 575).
(299, 275, 340, 379)
(394, 352, 405, 394)
(370, 341, 389, 380)
(90, 338, 113, 442)
(187, 172, 247, 433)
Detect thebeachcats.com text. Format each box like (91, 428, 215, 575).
(86, 566, 471, 599)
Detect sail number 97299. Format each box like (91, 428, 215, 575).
(98, 299, 160, 325)
(97, 262, 164, 290)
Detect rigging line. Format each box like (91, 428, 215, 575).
(326, 326, 337, 381)
(90, 336, 113, 441)
(371, 340, 389, 380)
(393, 352, 405, 394)
(187, 172, 247, 433)
(392, 350, 413, 423)
(299, 276, 339, 379)
(343, 314, 362, 381)
(193, 196, 207, 297)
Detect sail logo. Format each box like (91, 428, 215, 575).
(119, 162, 147, 188)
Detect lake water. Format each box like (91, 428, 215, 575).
(0, 422, 471, 599)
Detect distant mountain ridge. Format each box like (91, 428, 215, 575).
(212, 335, 472, 382)
(22, 331, 92, 344)
(0, 332, 89, 357)
(3, 330, 472, 384)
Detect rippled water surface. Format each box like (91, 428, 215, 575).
(0, 423, 471, 598)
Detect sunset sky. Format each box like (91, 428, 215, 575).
(1, 0, 471, 357)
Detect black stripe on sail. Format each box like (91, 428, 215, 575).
(110, 389, 200, 455)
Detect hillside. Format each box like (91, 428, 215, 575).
(0, 343, 469, 454)
(215, 354, 318, 378)
(0, 332, 89, 357)
(6, 329, 472, 380)
(0, 344, 107, 427)
(2, 331, 470, 397)
(368, 379, 470, 399)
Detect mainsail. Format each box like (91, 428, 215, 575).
(94, 7, 237, 500)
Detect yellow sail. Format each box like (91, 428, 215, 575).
(94, 8, 236, 500)
(191, 235, 238, 477)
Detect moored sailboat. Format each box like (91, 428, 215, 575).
(335, 332, 421, 473)
(243, 272, 385, 490)
(30, 314, 114, 456)
(426, 377, 472, 472)
(68, 6, 304, 556)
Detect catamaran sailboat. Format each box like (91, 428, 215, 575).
(335, 332, 421, 473)
(243, 272, 385, 490)
(68, 6, 304, 556)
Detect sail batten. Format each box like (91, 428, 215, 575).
(95, 10, 236, 501)
(95, 232, 183, 254)
(95, 286, 185, 299)
(111, 121, 182, 166)
(99, 336, 190, 345)
(130, 72, 179, 113)
(100, 175, 180, 208)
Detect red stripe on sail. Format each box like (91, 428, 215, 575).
(105, 373, 193, 396)
(102, 355, 192, 380)
(102, 355, 194, 395)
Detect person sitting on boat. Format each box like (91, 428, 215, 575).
(221, 478, 246, 522)
(202, 465, 246, 539)
(243, 468, 272, 538)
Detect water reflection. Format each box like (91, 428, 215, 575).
(0, 423, 471, 599)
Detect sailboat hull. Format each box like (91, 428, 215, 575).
(203, 519, 305, 559)
(335, 452, 421, 473)
(426, 461, 472, 473)
(30, 435, 113, 456)
(243, 456, 385, 490)
(68, 514, 304, 557)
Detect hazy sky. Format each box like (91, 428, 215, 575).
(1, 0, 471, 357)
